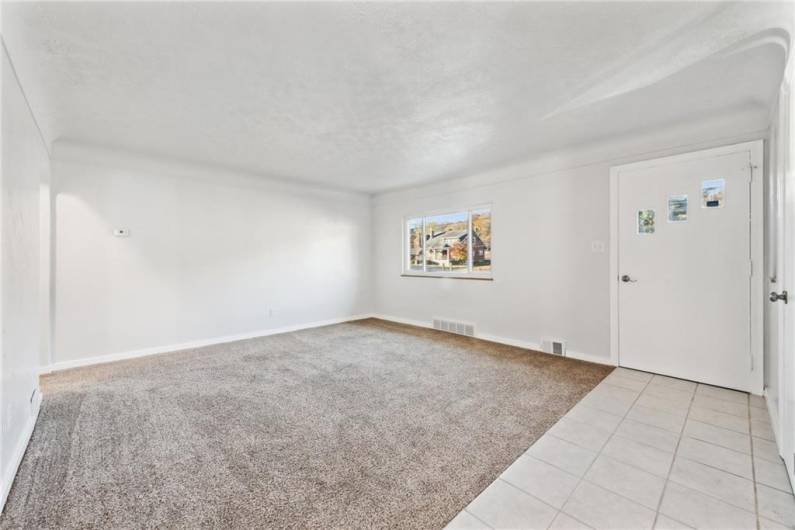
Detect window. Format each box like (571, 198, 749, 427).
(425, 211, 468, 273)
(407, 218, 424, 271)
(404, 206, 492, 277)
(471, 207, 491, 271)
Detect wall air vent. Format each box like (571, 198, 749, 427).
(541, 337, 566, 356)
(433, 318, 475, 337)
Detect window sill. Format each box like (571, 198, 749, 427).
(400, 273, 493, 281)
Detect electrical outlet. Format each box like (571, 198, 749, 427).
(591, 240, 605, 253)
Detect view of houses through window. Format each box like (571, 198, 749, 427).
(406, 207, 492, 275)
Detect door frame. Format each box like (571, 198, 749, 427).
(609, 140, 765, 394)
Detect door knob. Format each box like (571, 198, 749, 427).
(621, 275, 637, 283)
(770, 290, 788, 303)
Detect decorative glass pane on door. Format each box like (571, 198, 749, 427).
(702, 178, 725, 208)
(638, 209, 655, 234)
(668, 195, 688, 222)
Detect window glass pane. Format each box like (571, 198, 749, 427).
(424, 211, 468, 272)
(471, 208, 491, 272)
(407, 218, 424, 271)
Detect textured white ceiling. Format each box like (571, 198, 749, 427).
(2, 2, 791, 192)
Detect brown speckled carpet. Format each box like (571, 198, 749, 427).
(1, 318, 611, 529)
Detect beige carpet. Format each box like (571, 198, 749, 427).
(1, 318, 611, 529)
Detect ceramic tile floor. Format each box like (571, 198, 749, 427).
(446, 368, 795, 530)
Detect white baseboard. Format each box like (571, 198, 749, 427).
(371, 313, 615, 366)
(563, 349, 614, 366)
(370, 313, 433, 330)
(41, 312, 614, 374)
(0, 389, 42, 513)
(40, 314, 372, 374)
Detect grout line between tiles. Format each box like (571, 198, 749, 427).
(664, 474, 758, 513)
(462, 508, 494, 529)
(498, 478, 564, 516)
(633, 399, 693, 415)
(520, 453, 583, 479)
(576, 377, 766, 524)
(606, 432, 677, 460)
(674, 452, 753, 482)
(449, 372, 627, 530)
(457, 373, 776, 530)
(511, 453, 667, 522)
(579, 475, 661, 512)
(663, 473, 760, 516)
(526, 446, 678, 518)
(690, 405, 751, 420)
(650, 375, 696, 529)
(660, 388, 764, 527)
(685, 432, 754, 454)
(550, 511, 596, 530)
(600, 378, 647, 389)
(689, 410, 752, 435)
(683, 425, 753, 452)
(550, 371, 654, 529)
(618, 413, 686, 435)
(545, 417, 613, 452)
(747, 393, 762, 530)
(573, 400, 625, 422)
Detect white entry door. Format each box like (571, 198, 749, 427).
(772, 78, 795, 488)
(615, 146, 759, 392)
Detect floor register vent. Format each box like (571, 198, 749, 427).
(541, 338, 567, 356)
(433, 318, 474, 337)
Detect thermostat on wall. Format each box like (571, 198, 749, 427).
(113, 228, 130, 237)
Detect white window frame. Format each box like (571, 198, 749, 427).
(402, 204, 493, 280)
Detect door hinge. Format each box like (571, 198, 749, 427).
(749, 260, 753, 276)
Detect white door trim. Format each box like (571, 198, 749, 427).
(609, 140, 765, 394)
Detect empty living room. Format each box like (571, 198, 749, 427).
(2, 1, 795, 529)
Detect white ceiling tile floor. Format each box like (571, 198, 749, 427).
(446, 369, 795, 530)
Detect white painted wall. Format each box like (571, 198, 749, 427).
(38, 151, 52, 368)
(50, 142, 372, 368)
(372, 115, 769, 363)
(374, 163, 611, 361)
(0, 43, 48, 508)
